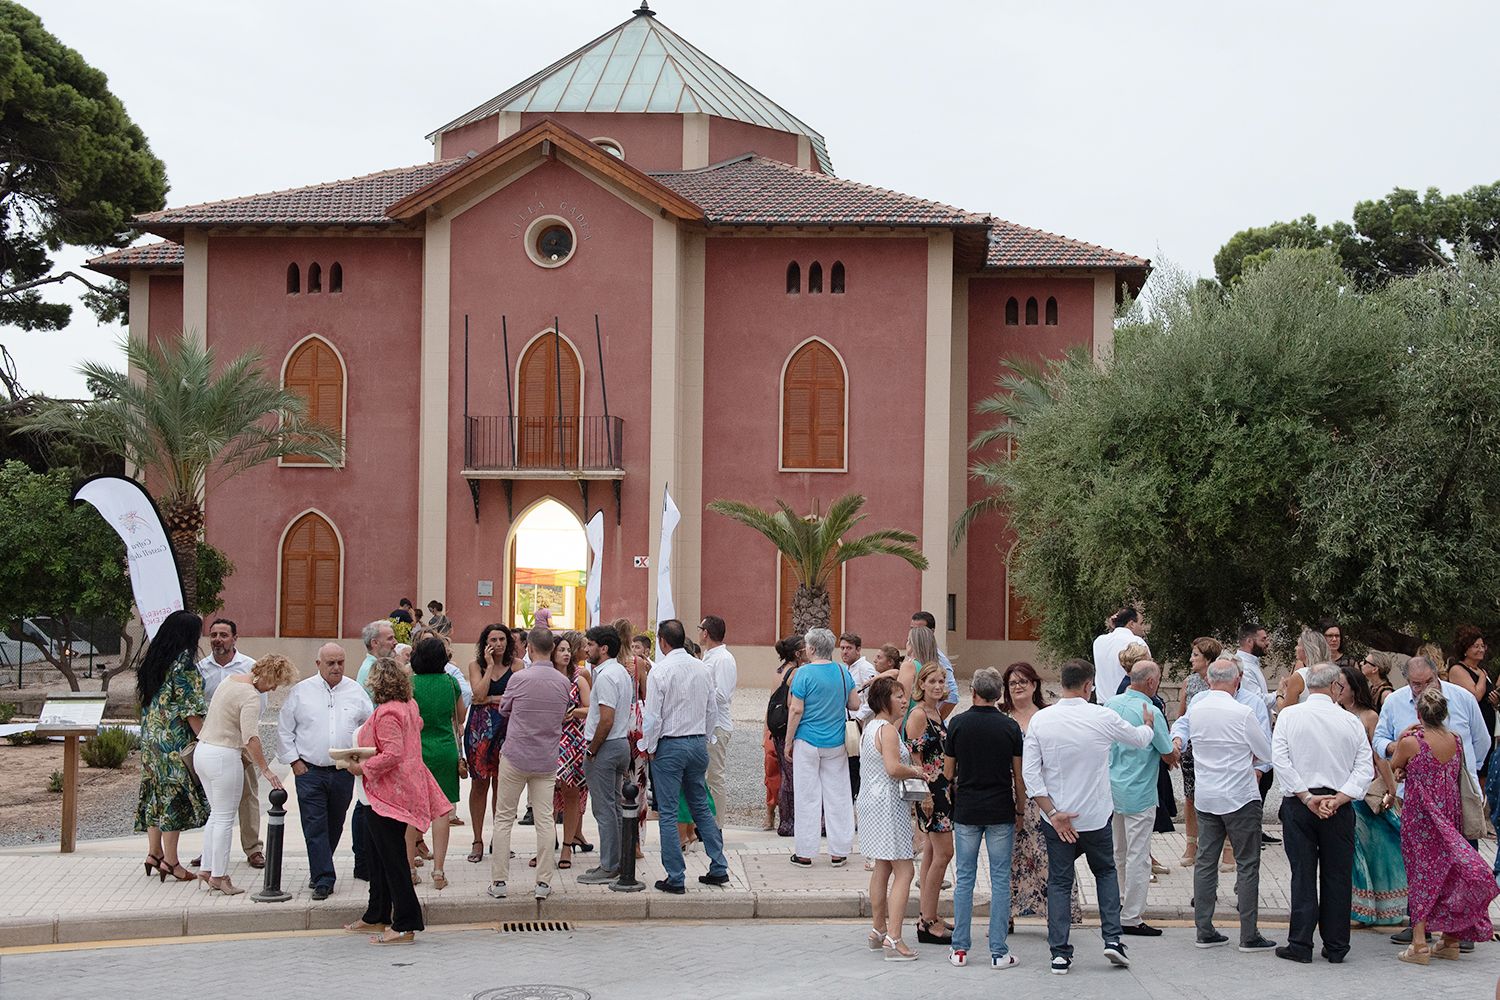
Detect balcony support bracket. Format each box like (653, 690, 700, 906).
(577, 478, 590, 522)
(502, 479, 514, 522)
(466, 478, 481, 523)
(613, 480, 622, 526)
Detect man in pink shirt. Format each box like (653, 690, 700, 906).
(489, 627, 571, 901)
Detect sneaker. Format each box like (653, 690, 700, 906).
(1260, 830, 1281, 844)
(653, 879, 685, 895)
(1390, 927, 1413, 944)
(830, 856, 848, 868)
(949, 948, 967, 967)
(698, 872, 731, 887)
(990, 954, 1018, 970)
(1103, 941, 1130, 968)
(577, 869, 620, 885)
(1459, 941, 1474, 954)
(1239, 935, 1277, 953)
(1049, 956, 1071, 976)
(486, 881, 507, 898)
(310, 885, 331, 901)
(788, 854, 813, 867)
(534, 882, 551, 900)
(1122, 923, 1162, 936)
(1196, 931, 1230, 948)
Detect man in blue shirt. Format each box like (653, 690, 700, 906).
(1105, 659, 1174, 936)
(912, 611, 960, 720)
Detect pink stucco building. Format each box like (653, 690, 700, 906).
(89, 5, 1149, 680)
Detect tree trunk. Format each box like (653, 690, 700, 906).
(100, 627, 139, 693)
(1349, 623, 1422, 656)
(162, 496, 203, 613)
(791, 583, 831, 636)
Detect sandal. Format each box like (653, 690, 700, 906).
(568, 838, 594, 853)
(1179, 838, 1197, 867)
(559, 846, 572, 869)
(867, 928, 886, 951)
(160, 862, 196, 883)
(431, 869, 448, 890)
(344, 920, 387, 933)
(371, 931, 415, 946)
(1397, 944, 1430, 965)
(466, 840, 484, 864)
(883, 935, 918, 962)
(410, 868, 422, 885)
(1431, 940, 1461, 960)
(415, 841, 433, 861)
(915, 918, 952, 944)
(142, 853, 164, 877)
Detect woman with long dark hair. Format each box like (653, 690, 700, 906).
(767, 634, 809, 838)
(552, 632, 592, 867)
(135, 610, 208, 882)
(1332, 663, 1406, 927)
(463, 623, 515, 862)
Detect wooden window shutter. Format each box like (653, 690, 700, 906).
(778, 552, 843, 638)
(1004, 546, 1040, 641)
(781, 341, 845, 470)
(283, 338, 343, 464)
(517, 335, 581, 467)
(280, 512, 340, 638)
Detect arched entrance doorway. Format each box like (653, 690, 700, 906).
(508, 498, 587, 629)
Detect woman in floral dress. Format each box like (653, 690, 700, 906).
(463, 624, 515, 862)
(1001, 661, 1082, 923)
(553, 633, 590, 868)
(904, 661, 954, 945)
(134, 611, 209, 883)
(1390, 688, 1500, 963)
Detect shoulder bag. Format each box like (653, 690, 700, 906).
(842, 667, 861, 757)
(1459, 748, 1488, 840)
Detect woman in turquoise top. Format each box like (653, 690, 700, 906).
(410, 637, 464, 889)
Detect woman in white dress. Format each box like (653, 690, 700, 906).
(858, 675, 929, 962)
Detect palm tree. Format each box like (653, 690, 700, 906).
(21, 332, 343, 610)
(951, 356, 1060, 546)
(707, 493, 928, 634)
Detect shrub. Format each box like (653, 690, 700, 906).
(3, 729, 45, 746)
(0, 701, 15, 724)
(47, 769, 63, 793)
(81, 726, 139, 768)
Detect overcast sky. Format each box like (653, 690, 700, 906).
(11, 0, 1500, 396)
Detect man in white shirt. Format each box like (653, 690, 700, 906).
(1270, 662, 1374, 965)
(1022, 658, 1157, 976)
(192, 618, 264, 870)
(277, 642, 373, 899)
(1092, 607, 1149, 704)
(697, 615, 737, 812)
(839, 633, 875, 797)
(579, 625, 634, 887)
(639, 619, 729, 894)
(1170, 659, 1277, 952)
(1232, 622, 1282, 844)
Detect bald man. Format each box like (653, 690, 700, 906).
(277, 643, 373, 899)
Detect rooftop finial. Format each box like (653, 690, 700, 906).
(634, 2, 656, 16)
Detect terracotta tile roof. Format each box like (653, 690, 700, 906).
(86, 240, 185, 276)
(134, 159, 467, 230)
(986, 219, 1149, 270)
(651, 155, 985, 227)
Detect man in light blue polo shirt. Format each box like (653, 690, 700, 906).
(1105, 659, 1174, 936)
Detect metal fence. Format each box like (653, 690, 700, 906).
(464, 415, 624, 472)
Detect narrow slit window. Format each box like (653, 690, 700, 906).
(308, 262, 322, 294)
(1004, 297, 1018, 325)
(329, 262, 343, 294)
(1045, 296, 1058, 325)
(786, 261, 800, 295)
(831, 261, 845, 294)
(286, 263, 300, 295)
(808, 261, 823, 294)
(1025, 296, 1038, 325)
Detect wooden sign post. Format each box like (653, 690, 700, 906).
(35, 692, 107, 854)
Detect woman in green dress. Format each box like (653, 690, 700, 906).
(410, 637, 464, 889)
(135, 611, 209, 883)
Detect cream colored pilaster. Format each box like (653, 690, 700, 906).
(417, 212, 452, 604)
(674, 230, 706, 624)
(682, 114, 710, 169)
(498, 112, 522, 140)
(921, 233, 954, 621)
(1093, 273, 1115, 362)
(647, 216, 683, 622)
(948, 275, 969, 657)
(182, 231, 208, 345)
(124, 271, 151, 480)
(796, 135, 812, 170)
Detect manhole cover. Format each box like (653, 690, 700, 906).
(474, 989, 590, 1000)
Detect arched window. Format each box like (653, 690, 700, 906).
(280, 511, 341, 638)
(781, 338, 846, 471)
(517, 332, 582, 468)
(329, 262, 343, 294)
(281, 336, 345, 466)
(1045, 296, 1058, 325)
(1004, 542, 1040, 641)
(830, 261, 845, 294)
(1024, 296, 1038, 325)
(286, 263, 300, 295)
(308, 262, 322, 293)
(786, 261, 800, 295)
(1004, 297, 1018, 325)
(778, 552, 843, 637)
(808, 261, 823, 294)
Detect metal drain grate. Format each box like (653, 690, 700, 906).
(497, 921, 574, 934)
(473, 986, 590, 1000)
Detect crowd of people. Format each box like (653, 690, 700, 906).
(126, 602, 1498, 962)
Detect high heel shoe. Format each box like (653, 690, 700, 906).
(159, 861, 195, 882)
(883, 935, 918, 962)
(143, 854, 164, 877)
(1397, 944, 1430, 965)
(568, 838, 594, 853)
(915, 918, 952, 944)
(1179, 838, 1197, 867)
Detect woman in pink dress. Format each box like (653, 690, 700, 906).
(343, 658, 453, 945)
(1390, 688, 1499, 964)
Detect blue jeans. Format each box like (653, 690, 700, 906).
(294, 765, 355, 891)
(649, 736, 728, 886)
(1042, 820, 1122, 958)
(952, 822, 1015, 958)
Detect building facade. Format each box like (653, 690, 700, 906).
(90, 5, 1149, 681)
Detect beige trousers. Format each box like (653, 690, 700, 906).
(491, 756, 558, 886)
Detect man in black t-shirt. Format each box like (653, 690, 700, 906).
(943, 666, 1026, 969)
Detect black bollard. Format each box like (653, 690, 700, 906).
(610, 780, 645, 892)
(252, 786, 292, 903)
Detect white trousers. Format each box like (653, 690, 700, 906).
(1112, 808, 1155, 925)
(194, 742, 244, 878)
(792, 738, 854, 859)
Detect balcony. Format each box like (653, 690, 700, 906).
(461, 415, 624, 521)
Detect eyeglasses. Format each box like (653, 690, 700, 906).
(1007, 679, 1033, 689)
